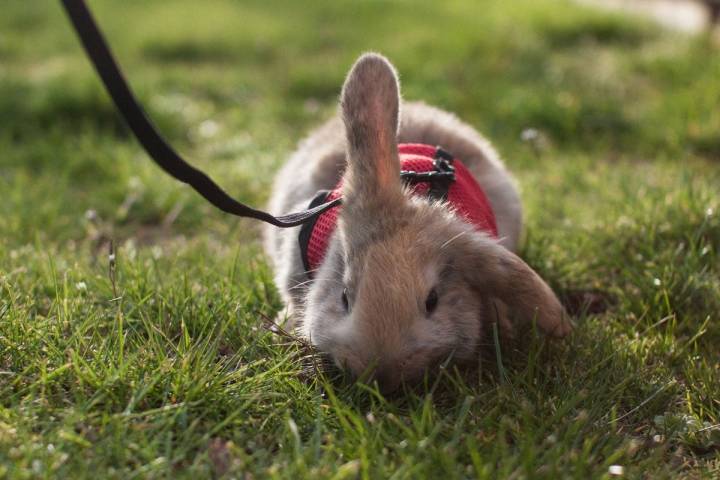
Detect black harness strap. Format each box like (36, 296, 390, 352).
(298, 190, 332, 273)
(60, 0, 340, 228)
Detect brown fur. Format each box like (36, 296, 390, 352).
(264, 53, 572, 393)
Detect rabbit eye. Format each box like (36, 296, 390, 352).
(341, 288, 350, 312)
(425, 288, 439, 315)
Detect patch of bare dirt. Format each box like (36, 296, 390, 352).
(577, 0, 711, 33)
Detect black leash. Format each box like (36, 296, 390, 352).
(60, 0, 341, 228)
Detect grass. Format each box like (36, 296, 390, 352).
(1, 0, 719, 477)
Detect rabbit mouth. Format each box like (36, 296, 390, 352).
(323, 340, 464, 394)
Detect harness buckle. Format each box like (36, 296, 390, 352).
(398, 146, 456, 200)
(428, 146, 455, 200)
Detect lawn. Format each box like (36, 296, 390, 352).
(1, 0, 719, 478)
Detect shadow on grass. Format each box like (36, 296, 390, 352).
(141, 37, 280, 66)
(0, 75, 186, 144)
(539, 11, 657, 48)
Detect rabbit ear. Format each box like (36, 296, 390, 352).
(340, 53, 402, 203)
(460, 234, 573, 337)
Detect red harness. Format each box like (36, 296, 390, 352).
(298, 144, 498, 274)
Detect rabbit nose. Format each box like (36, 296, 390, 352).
(374, 367, 402, 394)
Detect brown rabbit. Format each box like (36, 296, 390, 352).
(264, 53, 572, 393)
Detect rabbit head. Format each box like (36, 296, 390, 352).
(301, 53, 572, 393)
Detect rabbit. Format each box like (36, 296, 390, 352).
(264, 53, 572, 393)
